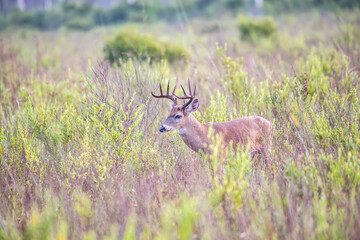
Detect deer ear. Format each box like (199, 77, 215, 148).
(185, 99, 199, 114)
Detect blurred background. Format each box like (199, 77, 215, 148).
(0, 0, 359, 31)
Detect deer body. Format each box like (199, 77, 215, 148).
(152, 81, 274, 165)
(178, 114, 273, 161)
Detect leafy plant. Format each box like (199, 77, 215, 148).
(65, 16, 94, 31)
(237, 15, 277, 42)
(104, 29, 189, 64)
(0, 14, 8, 31)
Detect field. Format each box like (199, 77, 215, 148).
(1, 9, 360, 239)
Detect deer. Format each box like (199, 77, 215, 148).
(151, 81, 274, 165)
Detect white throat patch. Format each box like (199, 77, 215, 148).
(178, 128, 186, 135)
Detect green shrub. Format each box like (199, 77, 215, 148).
(222, 0, 245, 9)
(41, 9, 64, 29)
(162, 42, 190, 63)
(104, 29, 189, 64)
(61, 2, 95, 30)
(8, 9, 64, 30)
(0, 14, 8, 31)
(264, 0, 360, 13)
(106, 2, 144, 23)
(93, 7, 109, 25)
(62, 2, 93, 16)
(9, 10, 37, 28)
(106, 4, 127, 23)
(65, 16, 94, 31)
(237, 15, 277, 42)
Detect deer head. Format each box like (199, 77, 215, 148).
(151, 80, 199, 133)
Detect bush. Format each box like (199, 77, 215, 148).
(104, 29, 189, 64)
(8, 9, 64, 30)
(264, 0, 360, 13)
(61, 2, 95, 30)
(93, 7, 109, 25)
(0, 14, 8, 31)
(62, 2, 92, 16)
(65, 16, 94, 31)
(9, 10, 37, 28)
(237, 15, 277, 42)
(222, 0, 245, 9)
(106, 4, 128, 23)
(41, 9, 64, 29)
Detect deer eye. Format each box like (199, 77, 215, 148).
(175, 115, 182, 120)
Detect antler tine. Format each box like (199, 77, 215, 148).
(175, 84, 191, 99)
(151, 89, 158, 98)
(173, 80, 196, 109)
(159, 83, 163, 95)
(180, 84, 189, 98)
(151, 83, 162, 98)
(151, 81, 177, 104)
(188, 79, 192, 96)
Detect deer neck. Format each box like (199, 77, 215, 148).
(178, 114, 209, 153)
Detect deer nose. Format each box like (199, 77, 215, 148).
(159, 125, 166, 133)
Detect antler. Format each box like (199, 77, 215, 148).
(151, 81, 177, 104)
(174, 79, 196, 109)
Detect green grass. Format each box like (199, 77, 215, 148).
(1, 11, 360, 239)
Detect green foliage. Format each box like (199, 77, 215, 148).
(104, 29, 189, 64)
(264, 0, 360, 13)
(24, 193, 68, 240)
(0, 127, 6, 157)
(92, 7, 109, 25)
(62, 2, 92, 16)
(9, 10, 40, 28)
(336, 19, 360, 54)
(8, 9, 64, 30)
(0, 14, 9, 31)
(222, 0, 246, 9)
(3, 1, 175, 31)
(238, 15, 277, 42)
(60, 2, 95, 30)
(106, 4, 128, 23)
(152, 194, 199, 239)
(5, 2, 95, 30)
(2, 0, 360, 31)
(1, 10, 360, 240)
(209, 136, 252, 210)
(65, 16, 93, 30)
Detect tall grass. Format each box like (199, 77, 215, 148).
(1, 11, 360, 239)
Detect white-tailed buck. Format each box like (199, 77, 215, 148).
(151, 81, 274, 165)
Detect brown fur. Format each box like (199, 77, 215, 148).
(160, 102, 274, 165)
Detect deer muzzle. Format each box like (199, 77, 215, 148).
(159, 125, 167, 133)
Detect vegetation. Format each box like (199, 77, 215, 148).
(1, 0, 360, 31)
(0, 1, 179, 31)
(264, 0, 360, 12)
(237, 15, 277, 42)
(104, 29, 189, 64)
(1, 7, 360, 240)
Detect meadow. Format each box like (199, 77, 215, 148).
(1, 9, 360, 239)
